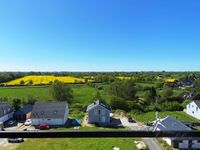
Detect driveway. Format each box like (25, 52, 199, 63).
(143, 138, 163, 150)
(120, 116, 163, 150)
(0, 122, 26, 150)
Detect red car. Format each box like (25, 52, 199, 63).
(39, 124, 50, 130)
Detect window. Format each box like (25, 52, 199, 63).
(98, 110, 101, 115)
(94, 109, 98, 115)
(196, 107, 198, 111)
(102, 109, 105, 115)
(53, 110, 58, 115)
(41, 111, 45, 115)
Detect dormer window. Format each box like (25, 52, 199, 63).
(53, 110, 58, 115)
(41, 111, 45, 115)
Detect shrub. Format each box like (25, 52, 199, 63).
(160, 101, 183, 111)
(110, 96, 129, 111)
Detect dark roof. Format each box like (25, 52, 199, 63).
(192, 93, 200, 100)
(0, 102, 13, 117)
(153, 116, 191, 131)
(31, 102, 68, 119)
(194, 100, 200, 108)
(15, 104, 33, 115)
(87, 100, 111, 112)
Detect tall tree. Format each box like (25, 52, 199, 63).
(50, 81, 73, 104)
(162, 85, 173, 100)
(12, 98, 21, 111)
(108, 80, 137, 100)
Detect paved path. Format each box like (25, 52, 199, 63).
(143, 138, 163, 150)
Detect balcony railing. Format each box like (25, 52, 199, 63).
(0, 130, 200, 138)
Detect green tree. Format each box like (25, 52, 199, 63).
(145, 87, 157, 103)
(27, 95, 37, 105)
(20, 80, 25, 85)
(28, 80, 33, 85)
(12, 98, 21, 111)
(50, 81, 73, 104)
(162, 85, 173, 100)
(110, 96, 128, 111)
(108, 80, 137, 100)
(92, 91, 103, 100)
(194, 79, 200, 93)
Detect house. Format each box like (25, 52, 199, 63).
(179, 92, 194, 100)
(31, 102, 69, 126)
(87, 100, 111, 125)
(185, 100, 200, 120)
(191, 93, 200, 101)
(14, 104, 33, 120)
(153, 116, 200, 149)
(0, 102, 14, 123)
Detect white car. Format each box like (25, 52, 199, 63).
(24, 119, 32, 126)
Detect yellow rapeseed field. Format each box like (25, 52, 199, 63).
(116, 76, 133, 80)
(4, 75, 87, 86)
(164, 78, 177, 83)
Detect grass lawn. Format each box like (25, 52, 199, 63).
(72, 85, 98, 104)
(0, 86, 52, 101)
(16, 138, 138, 150)
(0, 85, 110, 104)
(130, 111, 199, 123)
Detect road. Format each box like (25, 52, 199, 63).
(120, 117, 163, 150)
(143, 138, 163, 150)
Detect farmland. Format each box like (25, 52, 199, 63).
(3, 75, 88, 86)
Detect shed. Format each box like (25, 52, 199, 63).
(14, 104, 33, 120)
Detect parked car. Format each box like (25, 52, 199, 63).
(24, 119, 32, 126)
(8, 138, 24, 143)
(39, 124, 50, 130)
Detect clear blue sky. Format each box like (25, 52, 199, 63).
(0, 0, 200, 72)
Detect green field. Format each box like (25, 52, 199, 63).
(0, 86, 52, 101)
(130, 111, 199, 123)
(0, 85, 110, 104)
(16, 138, 138, 150)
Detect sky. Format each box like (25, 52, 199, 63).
(0, 0, 200, 72)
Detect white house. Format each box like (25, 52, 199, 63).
(31, 102, 69, 126)
(0, 102, 14, 123)
(185, 100, 200, 120)
(153, 116, 200, 149)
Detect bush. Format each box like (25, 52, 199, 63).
(145, 104, 161, 112)
(127, 101, 145, 113)
(71, 103, 84, 111)
(160, 101, 183, 111)
(110, 96, 129, 111)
